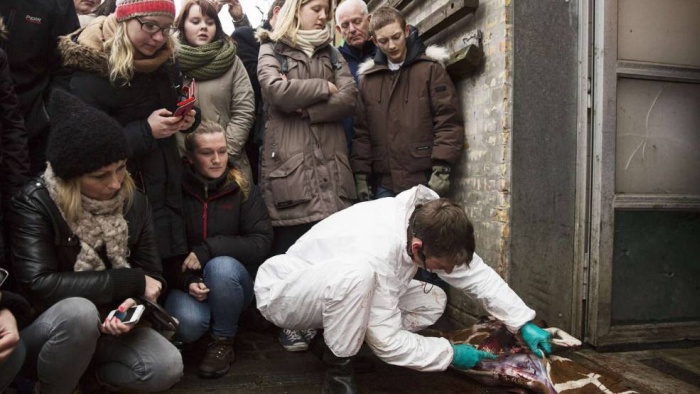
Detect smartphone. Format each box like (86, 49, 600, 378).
(107, 304, 145, 325)
(173, 79, 196, 118)
(0, 268, 8, 288)
(172, 97, 196, 118)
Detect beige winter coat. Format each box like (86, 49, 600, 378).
(177, 56, 256, 181)
(257, 31, 358, 227)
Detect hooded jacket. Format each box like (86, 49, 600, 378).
(9, 178, 163, 312)
(350, 27, 464, 193)
(256, 29, 358, 227)
(166, 160, 273, 291)
(58, 22, 193, 259)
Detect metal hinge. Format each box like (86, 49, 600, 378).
(581, 251, 590, 301)
(586, 78, 592, 109)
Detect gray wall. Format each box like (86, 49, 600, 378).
(510, 0, 580, 330)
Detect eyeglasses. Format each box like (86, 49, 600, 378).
(135, 17, 177, 36)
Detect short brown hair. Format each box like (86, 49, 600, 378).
(369, 6, 406, 36)
(267, 0, 286, 22)
(409, 199, 475, 266)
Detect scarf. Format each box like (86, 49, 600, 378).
(78, 14, 173, 74)
(178, 37, 237, 81)
(287, 26, 331, 58)
(44, 164, 131, 272)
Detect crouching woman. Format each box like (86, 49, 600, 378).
(164, 121, 272, 378)
(8, 90, 183, 393)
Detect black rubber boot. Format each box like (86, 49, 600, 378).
(321, 347, 359, 394)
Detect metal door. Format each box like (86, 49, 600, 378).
(586, 0, 700, 346)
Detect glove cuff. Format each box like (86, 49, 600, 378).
(355, 173, 368, 181)
(432, 165, 451, 174)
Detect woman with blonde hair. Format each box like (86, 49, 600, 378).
(59, 0, 198, 267)
(174, 0, 256, 182)
(9, 90, 182, 393)
(164, 121, 272, 378)
(256, 0, 358, 352)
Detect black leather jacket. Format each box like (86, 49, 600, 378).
(8, 177, 164, 311)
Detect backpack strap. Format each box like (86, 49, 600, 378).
(329, 46, 343, 71)
(275, 52, 289, 75)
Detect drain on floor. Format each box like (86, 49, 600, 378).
(640, 358, 700, 388)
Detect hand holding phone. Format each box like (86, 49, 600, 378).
(173, 79, 196, 118)
(107, 305, 145, 326)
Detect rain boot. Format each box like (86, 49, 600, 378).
(321, 347, 359, 394)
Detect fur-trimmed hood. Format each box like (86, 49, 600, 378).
(357, 44, 449, 77)
(59, 29, 110, 77)
(255, 27, 273, 44)
(357, 25, 450, 78)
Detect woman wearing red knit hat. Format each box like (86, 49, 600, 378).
(58, 0, 199, 277)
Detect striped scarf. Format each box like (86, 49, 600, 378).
(178, 37, 236, 81)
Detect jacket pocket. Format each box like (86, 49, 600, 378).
(410, 142, 433, 158)
(269, 152, 312, 209)
(335, 153, 357, 200)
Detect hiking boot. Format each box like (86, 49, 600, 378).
(198, 336, 235, 379)
(321, 347, 359, 394)
(278, 329, 308, 352)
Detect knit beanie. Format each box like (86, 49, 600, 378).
(46, 90, 130, 179)
(115, 0, 176, 22)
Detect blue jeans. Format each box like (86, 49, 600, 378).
(21, 297, 183, 393)
(166, 256, 254, 343)
(0, 338, 25, 391)
(374, 185, 396, 199)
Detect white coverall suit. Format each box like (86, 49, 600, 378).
(255, 186, 536, 371)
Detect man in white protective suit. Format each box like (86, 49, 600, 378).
(254, 185, 552, 394)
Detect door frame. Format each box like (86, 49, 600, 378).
(585, 0, 700, 347)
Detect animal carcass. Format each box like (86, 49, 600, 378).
(426, 319, 638, 394)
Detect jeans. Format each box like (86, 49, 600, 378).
(166, 256, 254, 343)
(373, 185, 396, 200)
(22, 297, 183, 393)
(0, 338, 25, 391)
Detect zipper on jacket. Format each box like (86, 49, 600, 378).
(202, 201, 208, 240)
(271, 142, 277, 158)
(202, 184, 208, 240)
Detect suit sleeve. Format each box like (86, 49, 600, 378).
(438, 253, 536, 333)
(428, 64, 464, 165)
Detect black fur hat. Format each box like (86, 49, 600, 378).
(46, 90, 130, 179)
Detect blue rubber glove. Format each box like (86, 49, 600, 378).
(451, 344, 497, 369)
(520, 322, 552, 358)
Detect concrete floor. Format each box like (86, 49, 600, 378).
(164, 327, 511, 393)
(163, 322, 700, 394)
(575, 346, 700, 394)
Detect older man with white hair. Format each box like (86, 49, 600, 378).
(335, 0, 376, 152)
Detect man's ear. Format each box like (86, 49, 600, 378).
(335, 24, 342, 35)
(404, 24, 410, 36)
(410, 239, 423, 256)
